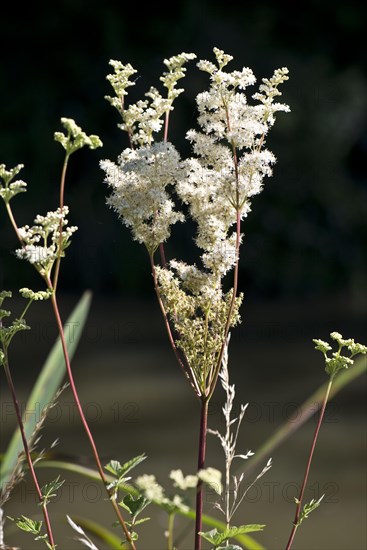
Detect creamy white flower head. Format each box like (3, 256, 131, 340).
(198, 467, 222, 495)
(15, 206, 77, 276)
(16, 245, 56, 265)
(169, 469, 198, 491)
(135, 474, 165, 502)
(101, 141, 184, 254)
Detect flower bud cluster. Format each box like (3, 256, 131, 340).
(313, 331, 367, 379)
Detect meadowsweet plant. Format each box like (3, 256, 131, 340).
(1, 46, 366, 550)
(101, 47, 290, 549)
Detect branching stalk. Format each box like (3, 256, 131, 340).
(285, 379, 333, 550)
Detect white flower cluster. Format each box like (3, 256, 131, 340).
(105, 53, 196, 146)
(177, 48, 289, 278)
(15, 206, 77, 276)
(19, 288, 53, 301)
(135, 466, 222, 514)
(103, 48, 289, 394)
(101, 142, 184, 253)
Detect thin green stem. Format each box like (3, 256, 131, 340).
(2, 351, 56, 549)
(167, 513, 175, 550)
(5, 202, 22, 243)
(285, 378, 333, 550)
(194, 397, 209, 550)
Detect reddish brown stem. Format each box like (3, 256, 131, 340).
(47, 284, 136, 549)
(208, 208, 241, 400)
(194, 398, 209, 550)
(3, 353, 56, 548)
(285, 379, 333, 550)
(52, 156, 69, 291)
(164, 111, 170, 142)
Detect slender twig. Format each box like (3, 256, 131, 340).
(164, 111, 170, 143)
(3, 351, 56, 548)
(285, 379, 333, 550)
(5, 202, 23, 243)
(52, 155, 69, 291)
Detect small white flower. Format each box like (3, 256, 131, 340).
(198, 467, 222, 495)
(169, 469, 198, 491)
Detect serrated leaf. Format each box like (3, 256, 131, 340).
(119, 494, 149, 518)
(12, 515, 42, 535)
(132, 517, 150, 526)
(200, 525, 265, 546)
(105, 454, 146, 484)
(199, 528, 220, 545)
(105, 460, 121, 477)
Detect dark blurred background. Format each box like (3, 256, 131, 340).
(0, 0, 366, 302)
(0, 2, 366, 549)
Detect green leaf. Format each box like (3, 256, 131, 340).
(41, 475, 65, 505)
(200, 525, 265, 546)
(199, 528, 220, 545)
(0, 291, 92, 494)
(106, 454, 146, 478)
(120, 494, 150, 518)
(11, 515, 42, 535)
(296, 496, 324, 526)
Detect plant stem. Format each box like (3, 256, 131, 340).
(194, 397, 209, 550)
(52, 155, 69, 291)
(47, 284, 136, 550)
(5, 202, 22, 243)
(285, 378, 333, 550)
(2, 352, 56, 548)
(208, 208, 241, 400)
(167, 513, 175, 550)
(149, 253, 200, 395)
(164, 111, 170, 142)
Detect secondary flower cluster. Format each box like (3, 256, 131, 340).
(313, 332, 367, 378)
(15, 206, 77, 277)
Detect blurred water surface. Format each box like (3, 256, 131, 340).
(1, 292, 366, 549)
